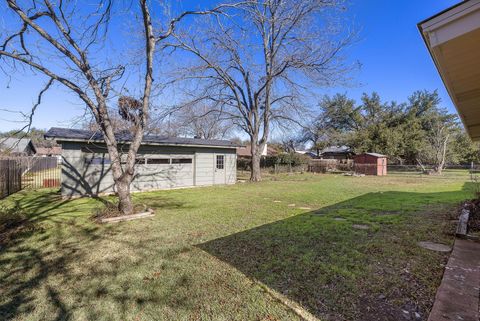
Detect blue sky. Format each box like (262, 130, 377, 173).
(0, 0, 460, 133)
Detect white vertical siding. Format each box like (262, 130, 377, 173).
(195, 152, 214, 186)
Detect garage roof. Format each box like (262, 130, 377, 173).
(418, 0, 480, 140)
(45, 127, 241, 149)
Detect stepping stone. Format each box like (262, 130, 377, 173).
(418, 241, 451, 252)
(352, 224, 370, 230)
(273, 200, 281, 203)
(287, 204, 296, 207)
(298, 207, 311, 210)
(334, 217, 346, 221)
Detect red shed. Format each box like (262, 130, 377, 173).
(354, 153, 387, 176)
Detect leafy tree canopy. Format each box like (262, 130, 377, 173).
(303, 90, 479, 165)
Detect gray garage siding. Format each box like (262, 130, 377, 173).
(60, 142, 236, 197)
(195, 151, 215, 186)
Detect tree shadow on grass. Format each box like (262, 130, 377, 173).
(0, 229, 197, 321)
(1, 188, 192, 246)
(0, 189, 194, 321)
(197, 183, 473, 321)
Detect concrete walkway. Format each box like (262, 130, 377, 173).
(428, 239, 480, 321)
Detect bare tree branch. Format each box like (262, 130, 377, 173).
(171, 0, 356, 181)
(0, 0, 226, 214)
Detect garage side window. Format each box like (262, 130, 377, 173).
(172, 158, 192, 164)
(147, 159, 170, 165)
(216, 155, 224, 169)
(86, 156, 111, 165)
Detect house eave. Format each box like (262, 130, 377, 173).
(53, 137, 239, 150)
(418, 0, 480, 141)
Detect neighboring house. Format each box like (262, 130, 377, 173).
(237, 144, 273, 158)
(45, 127, 240, 198)
(319, 146, 354, 160)
(0, 138, 36, 156)
(354, 153, 387, 176)
(35, 146, 62, 157)
(418, 0, 480, 141)
(35, 146, 63, 163)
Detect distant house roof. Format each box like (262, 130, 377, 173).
(295, 150, 317, 158)
(237, 145, 252, 157)
(35, 146, 62, 156)
(320, 146, 353, 154)
(45, 127, 241, 149)
(0, 137, 36, 155)
(236, 144, 275, 157)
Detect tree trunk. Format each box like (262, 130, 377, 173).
(251, 154, 261, 181)
(433, 166, 443, 175)
(416, 158, 429, 174)
(433, 157, 445, 175)
(251, 147, 262, 182)
(116, 178, 134, 215)
(433, 133, 449, 175)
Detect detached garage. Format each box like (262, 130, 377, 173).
(45, 127, 239, 198)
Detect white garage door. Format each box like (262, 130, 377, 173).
(169, 155, 194, 187)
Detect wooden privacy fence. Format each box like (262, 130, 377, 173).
(0, 156, 61, 199)
(0, 159, 24, 199)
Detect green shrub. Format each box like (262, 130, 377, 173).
(262, 153, 310, 167)
(237, 158, 251, 171)
(237, 153, 310, 170)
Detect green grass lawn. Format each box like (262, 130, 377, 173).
(0, 171, 473, 321)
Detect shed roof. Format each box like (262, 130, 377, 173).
(45, 127, 241, 149)
(0, 137, 35, 154)
(363, 153, 387, 158)
(320, 146, 353, 154)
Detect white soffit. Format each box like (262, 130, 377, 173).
(419, 0, 480, 140)
(421, 0, 480, 47)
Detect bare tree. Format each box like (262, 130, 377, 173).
(82, 96, 173, 135)
(171, 103, 233, 139)
(0, 1, 224, 215)
(170, 0, 356, 181)
(416, 119, 452, 175)
(81, 99, 136, 133)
